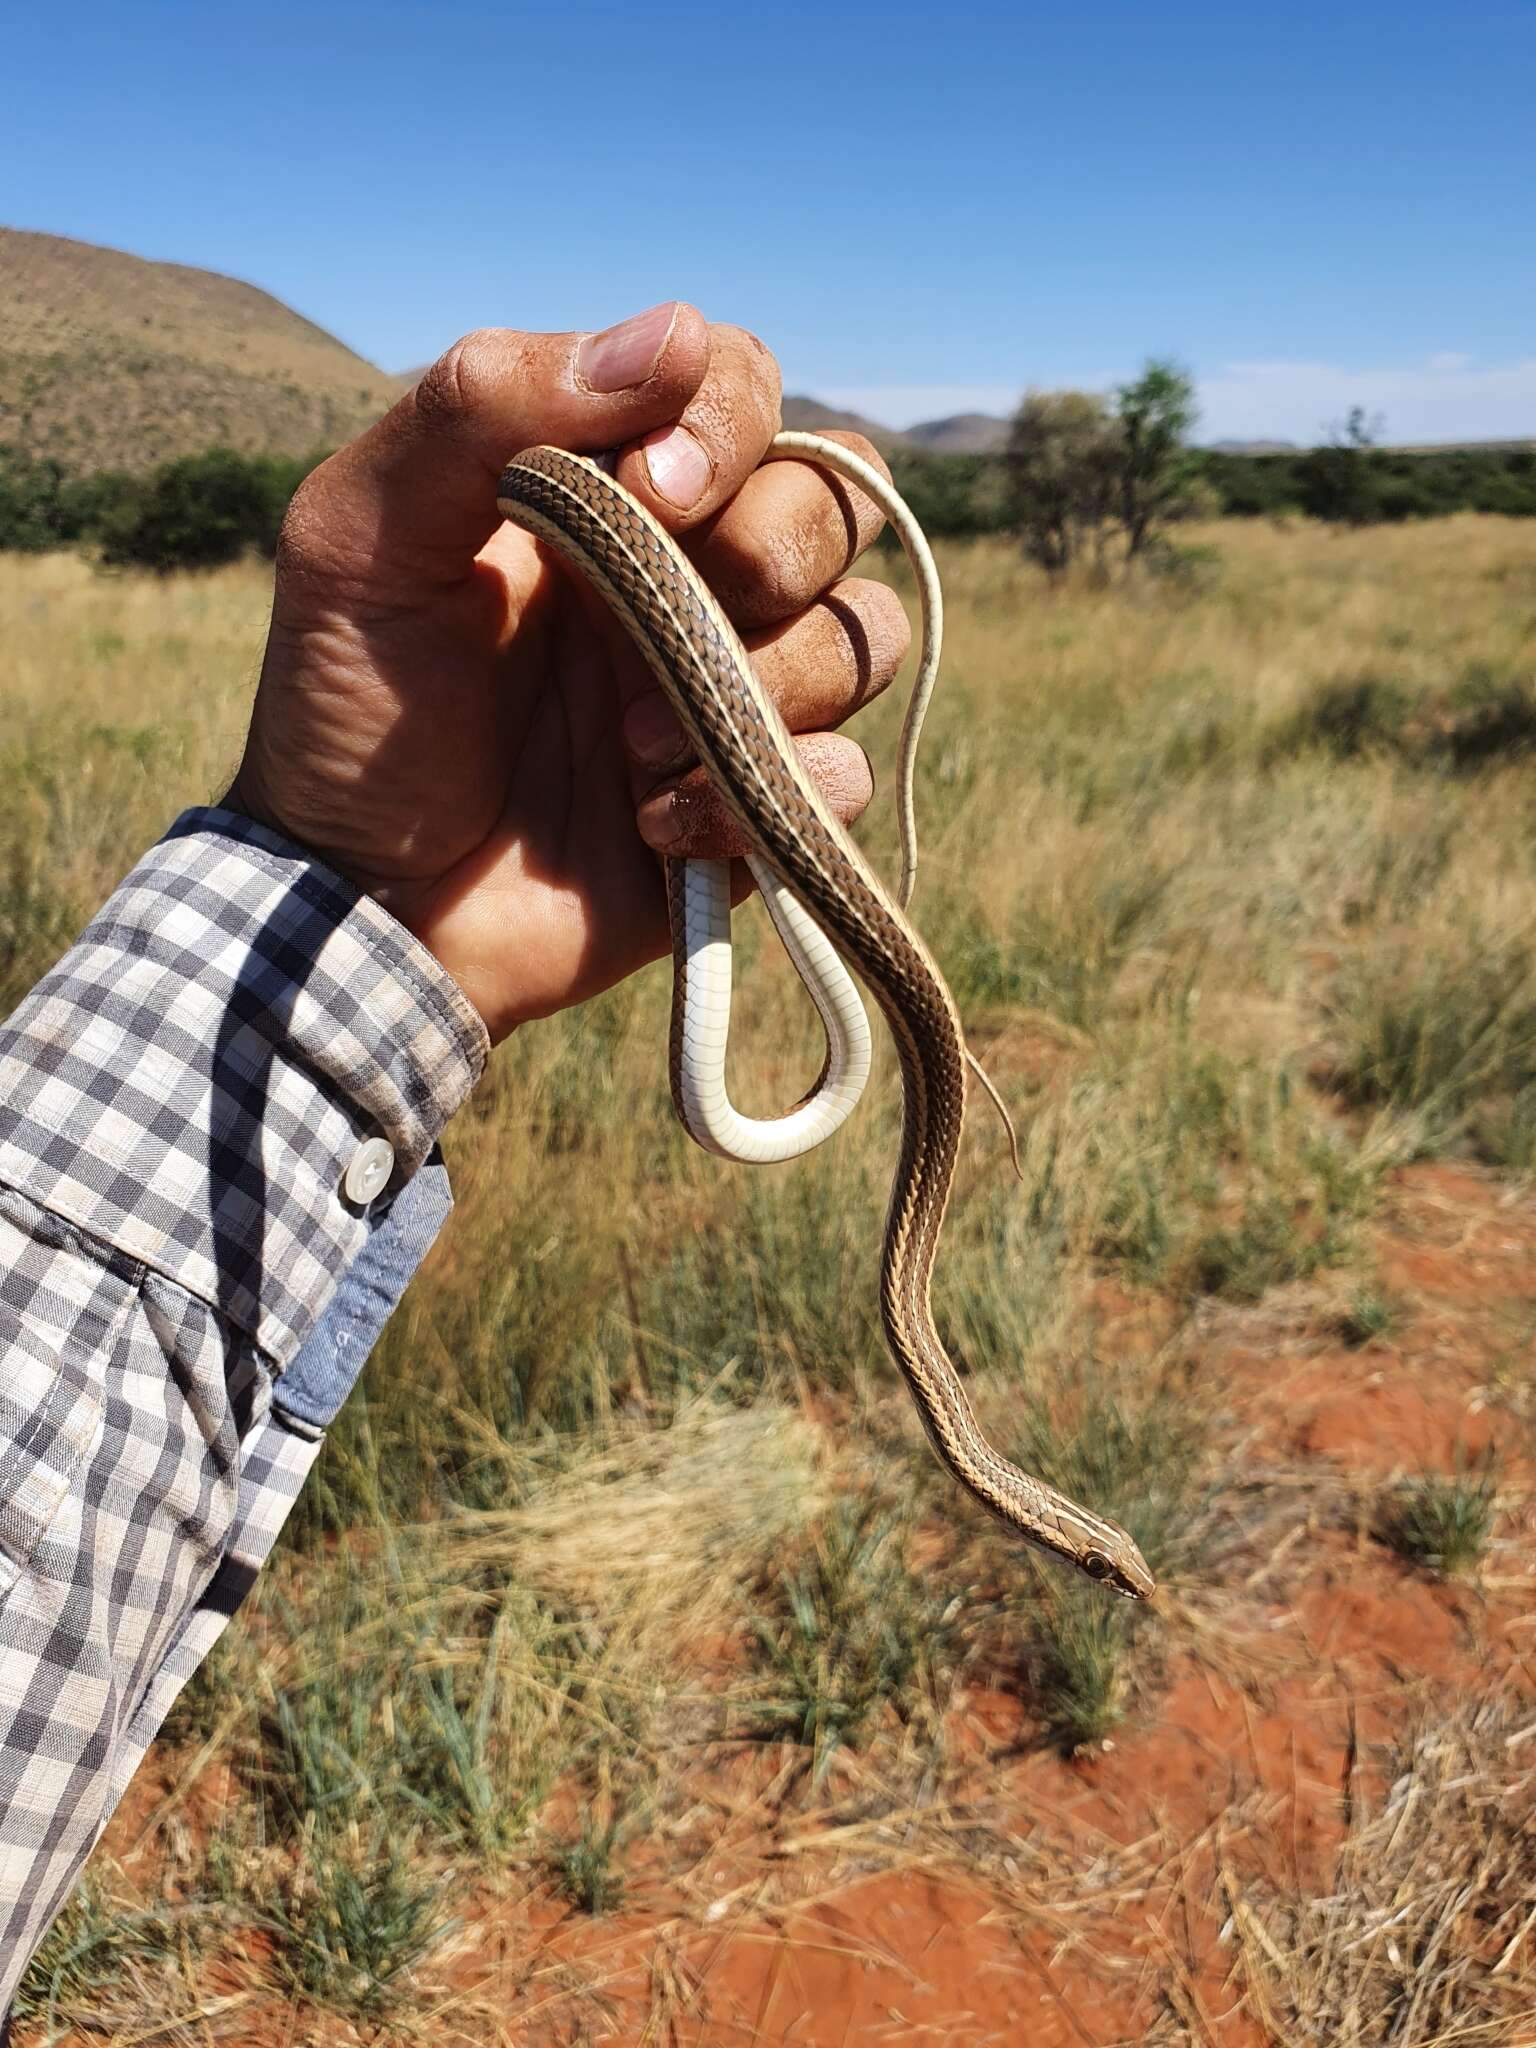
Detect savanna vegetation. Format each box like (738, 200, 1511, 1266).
(4, 511, 1535, 2042)
(6, 359, 1535, 575)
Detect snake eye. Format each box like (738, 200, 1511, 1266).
(1081, 1550, 1112, 1581)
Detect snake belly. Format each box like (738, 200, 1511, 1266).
(496, 440, 1155, 1601)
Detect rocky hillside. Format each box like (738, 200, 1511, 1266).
(0, 226, 1028, 477)
(0, 227, 400, 473)
(782, 395, 1010, 453)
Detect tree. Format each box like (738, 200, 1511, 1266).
(1334, 406, 1383, 451)
(1114, 360, 1199, 559)
(1004, 390, 1120, 572)
(1295, 408, 1388, 525)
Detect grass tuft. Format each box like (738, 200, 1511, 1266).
(1439, 668, 1536, 768)
(1029, 1583, 1136, 1753)
(745, 1502, 955, 1783)
(1001, 1365, 1207, 1750)
(1330, 940, 1536, 1154)
(1009, 1361, 1209, 1583)
(273, 1837, 451, 2015)
(550, 1816, 628, 1915)
(12, 1868, 213, 2036)
(1335, 1286, 1399, 1346)
(1379, 1460, 1498, 1575)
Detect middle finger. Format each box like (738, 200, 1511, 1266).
(688, 429, 893, 630)
(621, 576, 911, 775)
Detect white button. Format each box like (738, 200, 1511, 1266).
(344, 1137, 395, 1206)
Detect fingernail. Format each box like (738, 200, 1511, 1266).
(577, 301, 678, 393)
(623, 691, 689, 768)
(643, 424, 713, 509)
(636, 787, 687, 852)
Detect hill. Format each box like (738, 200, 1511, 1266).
(0, 227, 400, 474)
(779, 394, 903, 448)
(781, 397, 1011, 454)
(904, 411, 1010, 454)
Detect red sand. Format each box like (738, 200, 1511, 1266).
(25, 1162, 1536, 2046)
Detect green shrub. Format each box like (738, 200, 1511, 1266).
(99, 448, 317, 571)
(883, 448, 1011, 539)
(1200, 444, 1536, 523)
(0, 447, 77, 549)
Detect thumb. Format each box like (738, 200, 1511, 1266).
(286, 304, 710, 585)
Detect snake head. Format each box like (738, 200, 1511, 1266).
(1079, 1542, 1157, 1602)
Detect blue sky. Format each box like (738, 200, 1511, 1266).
(6, 0, 1534, 442)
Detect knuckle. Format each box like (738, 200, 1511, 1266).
(414, 328, 506, 434)
(704, 524, 800, 624)
(745, 552, 803, 626)
(714, 322, 783, 406)
(820, 736, 874, 815)
(716, 320, 773, 364)
(273, 463, 337, 578)
(859, 579, 913, 665)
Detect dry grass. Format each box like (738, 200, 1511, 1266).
(1225, 1698, 1536, 2046)
(4, 514, 1536, 2038)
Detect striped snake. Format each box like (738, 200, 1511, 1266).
(496, 433, 1154, 1600)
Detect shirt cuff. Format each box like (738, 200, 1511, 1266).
(0, 808, 489, 1366)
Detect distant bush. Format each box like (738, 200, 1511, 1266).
(1198, 443, 1536, 523)
(1264, 668, 1536, 772)
(1005, 389, 1122, 571)
(882, 447, 1011, 540)
(98, 449, 319, 571)
(1264, 677, 1414, 762)
(0, 447, 95, 550)
(1002, 361, 1202, 573)
(0, 444, 323, 569)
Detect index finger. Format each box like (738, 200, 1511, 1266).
(611, 322, 782, 533)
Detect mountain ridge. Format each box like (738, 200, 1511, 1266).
(0, 225, 400, 473)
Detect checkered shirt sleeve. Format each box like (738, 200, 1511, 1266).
(0, 807, 488, 2001)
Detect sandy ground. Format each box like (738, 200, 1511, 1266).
(34, 1160, 1533, 2048)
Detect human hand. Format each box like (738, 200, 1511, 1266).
(228, 304, 909, 1042)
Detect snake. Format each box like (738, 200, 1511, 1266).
(496, 431, 1155, 1601)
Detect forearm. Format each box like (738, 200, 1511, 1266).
(0, 810, 486, 1999)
